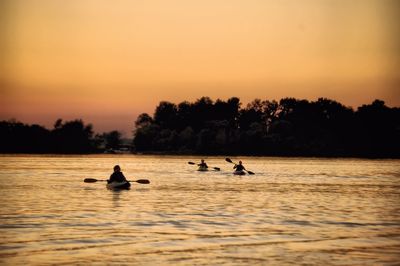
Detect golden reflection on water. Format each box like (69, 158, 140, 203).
(0, 155, 399, 265)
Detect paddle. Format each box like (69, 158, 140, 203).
(188, 161, 220, 171)
(225, 158, 255, 175)
(84, 178, 150, 184)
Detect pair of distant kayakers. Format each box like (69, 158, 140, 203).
(196, 159, 246, 172)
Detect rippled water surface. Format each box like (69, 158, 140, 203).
(0, 155, 399, 265)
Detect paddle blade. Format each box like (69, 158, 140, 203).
(213, 167, 221, 171)
(84, 178, 98, 183)
(247, 171, 255, 175)
(188, 162, 196, 165)
(134, 179, 150, 184)
(225, 158, 233, 163)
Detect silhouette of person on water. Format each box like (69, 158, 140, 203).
(108, 165, 127, 183)
(233, 161, 246, 172)
(198, 159, 208, 169)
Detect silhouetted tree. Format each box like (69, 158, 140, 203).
(0, 119, 97, 154)
(51, 119, 95, 153)
(131, 97, 399, 157)
(135, 113, 153, 128)
(133, 112, 160, 151)
(154, 101, 178, 129)
(100, 130, 123, 150)
(0, 120, 50, 153)
(354, 100, 400, 157)
(193, 97, 215, 129)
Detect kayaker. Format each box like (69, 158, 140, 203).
(108, 165, 128, 183)
(233, 161, 246, 172)
(198, 159, 208, 169)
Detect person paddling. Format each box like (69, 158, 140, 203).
(108, 165, 128, 183)
(225, 158, 255, 175)
(233, 160, 246, 172)
(187, 160, 220, 171)
(198, 159, 208, 169)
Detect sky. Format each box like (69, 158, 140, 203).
(1, 0, 399, 136)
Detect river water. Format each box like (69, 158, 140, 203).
(0, 155, 399, 265)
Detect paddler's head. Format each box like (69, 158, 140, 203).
(113, 165, 121, 172)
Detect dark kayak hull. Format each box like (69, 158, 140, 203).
(233, 170, 246, 175)
(107, 181, 131, 190)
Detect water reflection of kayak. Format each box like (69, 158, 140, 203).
(106, 181, 131, 190)
(233, 170, 246, 175)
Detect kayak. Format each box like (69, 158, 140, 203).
(197, 166, 208, 171)
(233, 170, 246, 175)
(107, 181, 131, 190)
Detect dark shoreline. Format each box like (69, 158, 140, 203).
(1, 151, 399, 159)
(2, 98, 399, 158)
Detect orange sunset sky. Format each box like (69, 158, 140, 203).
(1, 0, 399, 135)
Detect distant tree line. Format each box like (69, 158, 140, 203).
(133, 97, 400, 157)
(1, 97, 399, 157)
(0, 119, 123, 154)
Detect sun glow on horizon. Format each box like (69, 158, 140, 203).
(1, 0, 399, 134)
